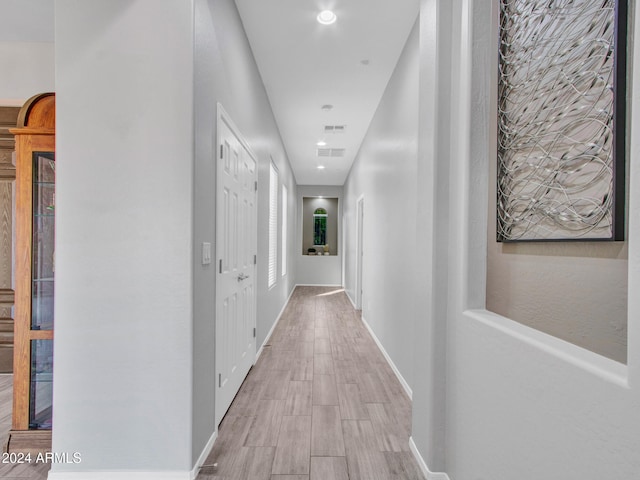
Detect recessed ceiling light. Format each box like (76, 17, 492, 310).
(317, 165, 326, 169)
(316, 140, 327, 147)
(317, 10, 337, 25)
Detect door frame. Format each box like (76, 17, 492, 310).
(214, 103, 258, 426)
(355, 195, 364, 310)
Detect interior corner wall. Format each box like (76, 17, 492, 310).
(296, 185, 343, 286)
(193, 0, 298, 466)
(409, 0, 453, 472)
(53, 0, 195, 475)
(342, 18, 419, 394)
(0, 42, 54, 106)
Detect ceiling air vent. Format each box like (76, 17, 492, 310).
(317, 148, 346, 158)
(324, 125, 346, 134)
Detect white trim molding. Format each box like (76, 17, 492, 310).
(410, 437, 451, 480)
(190, 429, 219, 479)
(361, 315, 413, 400)
(345, 290, 357, 310)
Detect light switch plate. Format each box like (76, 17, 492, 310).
(202, 242, 212, 265)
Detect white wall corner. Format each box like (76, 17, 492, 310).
(345, 290, 357, 309)
(409, 437, 451, 480)
(361, 315, 413, 400)
(190, 429, 218, 479)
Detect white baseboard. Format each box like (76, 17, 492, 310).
(295, 283, 342, 287)
(256, 285, 297, 360)
(345, 290, 357, 309)
(48, 430, 219, 480)
(190, 429, 218, 479)
(409, 437, 451, 480)
(361, 315, 413, 400)
(48, 471, 192, 480)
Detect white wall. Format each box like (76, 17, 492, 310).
(410, 0, 640, 478)
(193, 0, 297, 466)
(342, 20, 419, 393)
(53, 0, 194, 476)
(410, 0, 452, 471)
(53, 1, 298, 476)
(296, 185, 342, 286)
(0, 42, 54, 105)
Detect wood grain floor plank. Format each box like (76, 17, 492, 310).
(261, 370, 290, 401)
(294, 342, 314, 359)
(337, 383, 369, 420)
(244, 400, 285, 447)
(313, 338, 331, 354)
(284, 381, 312, 416)
(313, 354, 334, 375)
(367, 403, 408, 452)
(207, 415, 255, 464)
(271, 416, 312, 475)
(384, 452, 426, 480)
(310, 457, 349, 480)
(358, 372, 390, 404)
(342, 420, 391, 480)
(333, 359, 359, 385)
(314, 327, 329, 339)
(200, 446, 274, 480)
(289, 357, 314, 381)
(0, 374, 12, 448)
(311, 405, 345, 456)
(312, 374, 338, 406)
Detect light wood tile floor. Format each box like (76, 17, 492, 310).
(0, 287, 424, 480)
(0, 375, 51, 480)
(197, 286, 425, 480)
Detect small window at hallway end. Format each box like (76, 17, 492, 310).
(302, 197, 338, 256)
(314, 208, 327, 246)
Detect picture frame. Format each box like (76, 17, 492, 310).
(497, 0, 627, 242)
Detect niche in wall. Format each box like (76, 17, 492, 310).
(487, 1, 628, 363)
(302, 197, 338, 255)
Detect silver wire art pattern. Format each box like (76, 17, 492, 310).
(497, 0, 621, 241)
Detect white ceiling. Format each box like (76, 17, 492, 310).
(0, 0, 419, 186)
(234, 0, 419, 185)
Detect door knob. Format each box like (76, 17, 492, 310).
(237, 273, 249, 281)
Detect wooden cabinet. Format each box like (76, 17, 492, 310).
(6, 93, 55, 453)
(0, 106, 20, 374)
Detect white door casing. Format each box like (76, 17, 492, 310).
(215, 105, 257, 426)
(356, 195, 364, 310)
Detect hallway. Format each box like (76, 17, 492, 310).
(197, 286, 424, 480)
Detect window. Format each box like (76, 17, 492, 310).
(281, 184, 288, 276)
(268, 162, 278, 288)
(313, 208, 327, 246)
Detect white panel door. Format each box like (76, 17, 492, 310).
(215, 107, 257, 425)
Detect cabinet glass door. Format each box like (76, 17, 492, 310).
(30, 339, 53, 429)
(30, 152, 54, 430)
(32, 152, 55, 331)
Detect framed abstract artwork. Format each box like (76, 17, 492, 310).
(497, 0, 627, 241)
